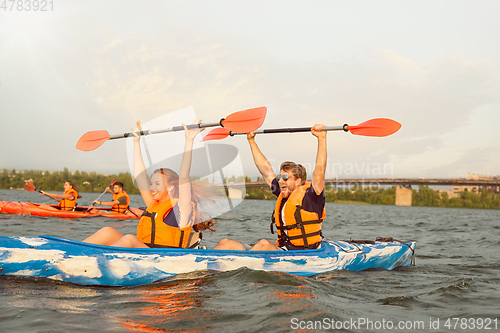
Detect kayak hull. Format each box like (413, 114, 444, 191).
(0, 236, 415, 286)
(0, 201, 143, 219)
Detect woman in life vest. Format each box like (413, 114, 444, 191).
(83, 120, 216, 248)
(39, 181, 81, 211)
(215, 124, 327, 251)
(89, 182, 131, 214)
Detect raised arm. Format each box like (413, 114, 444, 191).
(132, 121, 154, 206)
(177, 120, 204, 228)
(311, 124, 327, 195)
(247, 132, 276, 187)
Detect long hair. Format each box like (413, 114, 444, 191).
(154, 168, 217, 232)
(66, 181, 82, 199)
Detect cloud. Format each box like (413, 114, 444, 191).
(69, 35, 500, 177)
(421, 146, 500, 178)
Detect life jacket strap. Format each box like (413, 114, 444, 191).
(141, 211, 157, 247)
(271, 210, 322, 232)
(179, 230, 185, 248)
(293, 204, 323, 249)
(145, 232, 202, 249)
(286, 230, 323, 241)
(111, 204, 129, 213)
(61, 202, 78, 211)
(144, 243, 180, 249)
(274, 219, 322, 231)
(270, 211, 276, 234)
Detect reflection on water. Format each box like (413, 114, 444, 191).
(120, 279, 207, 332)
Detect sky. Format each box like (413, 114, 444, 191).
(1, 0, 499, 181)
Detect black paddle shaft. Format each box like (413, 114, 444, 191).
(229, 125, 348, 136)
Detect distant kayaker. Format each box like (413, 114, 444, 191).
(215, 124, 327, 251)
(83, 120, 216, 248)
(89, 182, 132, 215)
(39, 181, 82, 211)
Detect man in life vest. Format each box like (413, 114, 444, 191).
(91, 182, 131, 214)
(215, 124, 327, 251)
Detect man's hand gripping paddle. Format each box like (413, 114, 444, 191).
(85, 179, 117, 213)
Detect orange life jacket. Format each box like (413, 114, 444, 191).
(111, 191, 130, 213)
(137, 198, 196, 248)
(58, 189, 78, 211)
(272, 183, 325, 249)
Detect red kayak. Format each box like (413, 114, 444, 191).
(0, 201, 143, 219)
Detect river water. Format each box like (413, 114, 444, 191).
(0, 189, 499, 332)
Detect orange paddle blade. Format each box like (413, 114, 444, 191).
(202, 128, 231, 141)
(76, 130, 111, 151)
(221, 107, 266, 133)
(347, 118, 401, 137)
(24, 182, 36, 192)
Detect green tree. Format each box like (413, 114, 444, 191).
(62, 167, 70, 181)
(441, 192, 449, 206)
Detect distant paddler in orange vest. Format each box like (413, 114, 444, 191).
(83, 120, 216, 248)
(39, 181, 82, 211)
(89, 182, 131, 214)
(215, 124, 327, 251)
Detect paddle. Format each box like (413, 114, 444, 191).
(76, 107, 267, 151)
(85, 179, 116, 213)
(24, 182, 61, 202)
(202, 118, 401, 141)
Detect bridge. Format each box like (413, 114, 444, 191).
(216, 178, 500, 206)
(221, 178, 500, 189)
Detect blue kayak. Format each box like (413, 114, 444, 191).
(0, 236, 415, 287)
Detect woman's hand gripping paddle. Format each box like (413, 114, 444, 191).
(202, 118, 401, 141)
(76, 107, 267, 151)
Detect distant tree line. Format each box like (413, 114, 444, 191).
(0, 168, 140, 194)
(412, 185, 500, 209)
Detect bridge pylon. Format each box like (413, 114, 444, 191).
(395, 185, 412, 206)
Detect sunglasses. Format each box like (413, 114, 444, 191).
(276, 174, 293, 182)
